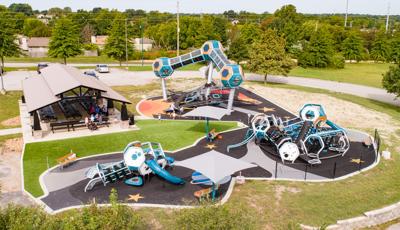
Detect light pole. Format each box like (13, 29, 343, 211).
(344, 0, 349, 27)
(386, 2, 391, 33)
(140, 24, 144, 66)
(0, 69, 5, 95)
(0, 61, 5, 94)
(125, 18, 128, 70)
(177, 0, 180, 56)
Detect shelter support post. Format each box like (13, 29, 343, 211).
(226, 88, 235, 115)
(121, 103, 129, 121)
(33, 111, 41, 131)
(161, 78, 167, 101)
(205, 118, 210, 141)
(211, 183, 216, 201)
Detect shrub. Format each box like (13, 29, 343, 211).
(382, 65, 400, 98)
(175, 204, 257, 230)
(83, 43, 99, 51)
(329, 54, 345, 69)
(0, 189, 146, 229)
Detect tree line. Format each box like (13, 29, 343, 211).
(0, 3, 400, 96)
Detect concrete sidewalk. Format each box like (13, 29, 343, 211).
(0, 128, 22, 136)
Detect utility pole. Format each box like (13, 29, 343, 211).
(125, 18, 128, 69)
(386, 2, 391, 33)
(177, 0, 180, 56)
(140, 24, 144, 66)
(344, 0, 349, 27)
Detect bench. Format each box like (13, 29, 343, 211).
(194, 188, 213, 201)
(57, 151, 78, 169)
(50, 121, 74, 133)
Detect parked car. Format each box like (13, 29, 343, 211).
(95, 64, 110, 73)
(37, 63, 49, 73)
(83, 71, 98, 79)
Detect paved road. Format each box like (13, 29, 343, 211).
(4, 62, 152, 67)
(2, 68, 399, 107)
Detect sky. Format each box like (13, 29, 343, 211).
(2, 0, 399, 15)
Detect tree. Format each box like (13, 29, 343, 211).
(370, 34, 391, 62)
(382, 65, 400, 98)
(104, 15, 134, 66)
(48, 19, 82, 64)
(23, 19, 52, 37)
(228, 36, 248, 64)
(298, 28, 343, 68)
(81, 23, 95, 44)
(8, 3, 32, 16)
(268, 4, 303, 52)
(0, 14, 21, 69)
(390, 36, 400, 64)
(248, 29, 294, 84)
(342, 32, 364, 62)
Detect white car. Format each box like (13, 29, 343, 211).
(95, 64, 110, 73)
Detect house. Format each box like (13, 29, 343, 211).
(27, 37, 50, 57)
(133, 38, 153, 51)
(36, 14, 53, 25)
(91, 35, 108, 50)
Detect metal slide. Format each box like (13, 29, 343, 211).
(227, 131, 256, 152)
(145, 159, 185, 185)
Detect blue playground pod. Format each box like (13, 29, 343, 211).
(201, 40, 223, 61)
(219, 64, 244, 88)
(125, 176, 144, 186)
(153, 57, 173, 78)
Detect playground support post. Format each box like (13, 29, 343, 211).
(161, 78, 168, 101)
(226, 88, 235, 115)
(205, 62, 213, 99)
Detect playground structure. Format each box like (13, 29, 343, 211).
(84, 141, 184, 192)
(228, 104, 350, 165)
(152, 40, 244, 114)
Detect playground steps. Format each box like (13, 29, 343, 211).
(84, 161, 132, 192)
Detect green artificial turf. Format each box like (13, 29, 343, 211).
(23, 120, 237, 197)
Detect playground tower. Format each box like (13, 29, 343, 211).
(152, 40, 244, 114)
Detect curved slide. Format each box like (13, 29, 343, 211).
(227, 131, 255, 152)
(145, 159, 185, 185)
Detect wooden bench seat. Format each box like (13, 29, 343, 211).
(194, 188, 213, 201)
(57, 152, 78, 169)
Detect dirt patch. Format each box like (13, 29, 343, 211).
(1, 116, 21, 127)
(274, 185, 301, 206)
(0, 137, 23, 193)
(244, 84, 400, 139)
(2, 138, 23, 153)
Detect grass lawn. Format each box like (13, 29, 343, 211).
(5, 56, 118, 64)
(113, 63, 205, 71)
(23, 119, 237, 197)
(3, 66, 37, 72)
(0, 91, 22, 129)
(289, 63, 392, 88)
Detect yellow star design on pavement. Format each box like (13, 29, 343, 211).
(258, 107, 276, 113)
(127, 193, 144, 202)
(350, 158, 365, 164)
(205, 144, 216, 149)
(283, 116, 291, 120)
